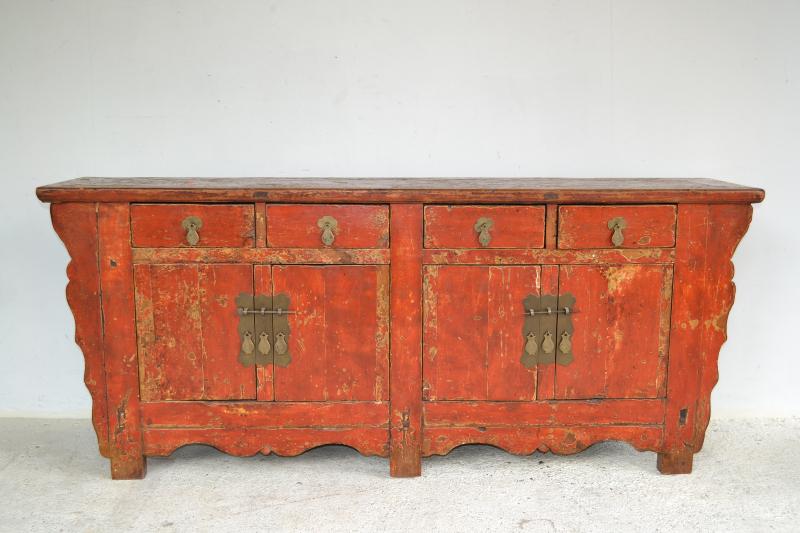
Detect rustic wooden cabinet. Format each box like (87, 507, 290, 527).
(37, 178, 763, 479)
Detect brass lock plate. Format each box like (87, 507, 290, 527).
(236, 293, 292, 367)
(521, 292, 576, 367)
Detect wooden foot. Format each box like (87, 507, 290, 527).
(390, 442, 421, 477)
(657, 450, 693, 474)
(111, 455, 147, 480)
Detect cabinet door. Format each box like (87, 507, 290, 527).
(423, 265, 544, 401)
(270, 265, 390, 402)
(554, 264, 672, 399)
(134, 264, 256, 401)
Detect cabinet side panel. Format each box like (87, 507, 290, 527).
(98, 203, 145, 478)
(389, 204, 423, 477)
(51, 203, 109, 458)
(665, 204, 753, 455)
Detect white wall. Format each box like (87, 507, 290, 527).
(1, 0, 797, 417)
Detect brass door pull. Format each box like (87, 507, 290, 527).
(525, 332, 538, 357)
(474, 217, 493, 247)
(257, 332, 271, 355)
(273, 332, 291, 367)
(520, 332, 538, 369)
(182, 216, 202, 246)
(541, 331, 555, 354)
(608, 217, 627, 247)
(559, 331, 572, 354)
(317, 216, 338, 246)
(241, 331, 255, 354)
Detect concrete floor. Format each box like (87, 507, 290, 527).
(0, 418, 798, 532)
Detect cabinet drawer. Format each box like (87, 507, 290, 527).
(424, 205, 545, 249)
(266, 204, 389, 248)
(131, 204, 255, 248)
(558, 205, 676, 249)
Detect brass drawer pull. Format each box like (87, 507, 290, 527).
(181, 216, 202, 246)
(317, 216, 338, 246)
(474, 217, 493, 247)
(608, 217, 627, 247)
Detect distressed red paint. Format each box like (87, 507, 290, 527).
(39, 178, 762, 478)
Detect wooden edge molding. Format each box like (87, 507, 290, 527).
(132, 247, 390, 264)
(423, 399, 665, 427)
(422, 248, 675, 265)
(422, 426, 664, 457)
(143, 428, 390, 458)
(141, 401, 389, 429)
(51, 203, 110, 458)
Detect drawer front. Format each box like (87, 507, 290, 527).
(266, 204, 389, 248)
(424, 205, 546, 249)
(558, 205, 676, 249)
(131, 204, 255, 248)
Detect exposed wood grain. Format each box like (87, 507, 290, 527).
(544, 204, 558, 249)
(51, 203, 109, 458)
(389, 204, 423, 477)
(424, 399, 665, 426)
(255, 203, 267, 247)
(271, 266, 389, 402)
(132, 247, 390, 264)
(266, 204, 389, 248)
(98, 203, 145, 479)
(130, 203, 255, 247)
(423, 426, 664, 457)
(141, 401, 389, 428)
(422, 248, 675, 265)
(143, 428, 389, 458)
(37, 177, 765, 204)
(554, 264, 671, 400)
(424, 205, 545, 249)
(558, 205, 677, 249)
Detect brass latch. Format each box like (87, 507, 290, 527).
(520, 292, 576, 368)
(236, 293, 293, 368)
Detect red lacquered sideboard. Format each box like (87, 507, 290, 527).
(36, 178, 764, 479)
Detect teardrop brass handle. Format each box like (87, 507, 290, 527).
(541, 331, 555, 354)
(241, 331, 255, 355)
(182, 216, 203, 246)
(559, 331, 572, 354)
(317, 216, 338, 246)
(474, 217, 494, 247)
(275, 332, 288, 355)
(608, 217, 627, 247)
(257, 332, 271, 356)
(525, 332, 538, 357)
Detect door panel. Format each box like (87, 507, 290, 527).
(554, 264, 672, 399)
(272, 265, 390, 401)
(423, 266, 541, 401)
(134, 264, 256, 401)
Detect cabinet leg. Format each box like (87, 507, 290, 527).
(111, 454, 147, 480)
(657, 449, 693, 474)
(390, 431, 421, 477)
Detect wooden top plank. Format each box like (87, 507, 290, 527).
(36, 177, 764, 204)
